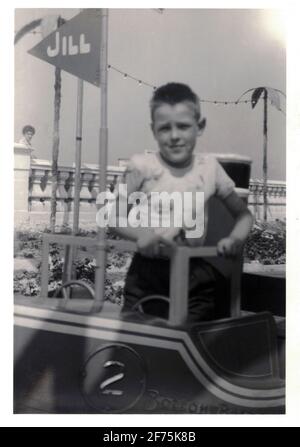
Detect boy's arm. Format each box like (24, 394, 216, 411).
(217, 190, 253, 257)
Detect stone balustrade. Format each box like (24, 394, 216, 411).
(14, 144, 286, 227)
(27, 159, 125, 226)
(248, 179, 286, 221)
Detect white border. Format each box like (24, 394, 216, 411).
(2, 0, 300, 428)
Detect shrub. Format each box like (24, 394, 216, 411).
(244, 219, 286, 265)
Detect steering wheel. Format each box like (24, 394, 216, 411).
(131, 294, 170, 320)
(52, 280, 101, 312)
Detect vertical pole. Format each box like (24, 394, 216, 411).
(50, 67, 61, 232)
(63, 79, 84, 284)
(263, 89, 268, 222)
(73, 79, 84, 234)
(50, 16, 63, 233)
(94, 9, 109, 309)
(169, 247, 189, 326)
(230, 256, 243, 317)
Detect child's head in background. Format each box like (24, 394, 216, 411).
(150, 83, 206, 168)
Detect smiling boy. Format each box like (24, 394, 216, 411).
(109, 83, 253, 321)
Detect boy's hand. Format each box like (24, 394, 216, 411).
(137, 231, 176, 258)
(217, 237, 244, 258)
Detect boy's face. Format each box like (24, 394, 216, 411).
(151, 102, 200, 167)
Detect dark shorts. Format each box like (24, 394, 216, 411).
(123, 253, 228, 322)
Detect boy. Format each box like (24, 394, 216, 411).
(109, 83, 253, 322)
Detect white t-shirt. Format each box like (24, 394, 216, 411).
(114, 152, 235, 245)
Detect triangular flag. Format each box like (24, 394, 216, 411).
(266, 88, 281, 112)
(28, 9, 102, 86)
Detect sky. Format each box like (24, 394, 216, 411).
(14, 8, 286, 180)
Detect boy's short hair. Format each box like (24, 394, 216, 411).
(22, 125, 35, 135)
(150, 83, 201, 122)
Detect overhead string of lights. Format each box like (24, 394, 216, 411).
(108, 64, 254, 105)
(18, 17, 284, 112)
(108, 64, 156, 90)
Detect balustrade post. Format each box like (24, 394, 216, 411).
(88, 173, 99, 202)
(79, 171, 94, 213)
(57, 170, 69, 213)
(65, 171, 75, 214)
(29, 169, 46, 211)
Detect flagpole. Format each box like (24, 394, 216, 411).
(73, 79, 84, 234)
(94, 8, 108, 309)
(263, 88, 268, 222)
(73, 9, 85, 238)
(62, 78, 84, 284)
(50, 16, 64, 233)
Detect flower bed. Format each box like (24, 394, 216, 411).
(14, 227, 132, 304)
(244, 219, 286, 265)
(14, 220, 286, 300)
